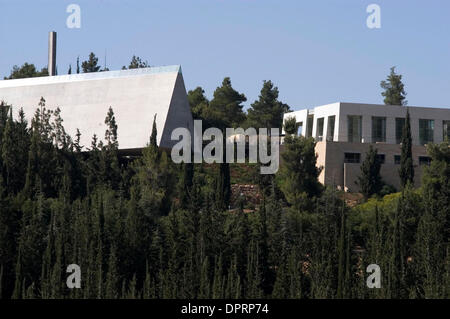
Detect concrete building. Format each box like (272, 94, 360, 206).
(0, 65, 194, 152)
(283, 102, 450, 192)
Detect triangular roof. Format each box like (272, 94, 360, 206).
(0, 65, 193, 150)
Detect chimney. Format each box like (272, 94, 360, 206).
(48, 31, 57, 76)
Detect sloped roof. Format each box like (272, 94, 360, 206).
(0, 65, 193, 150)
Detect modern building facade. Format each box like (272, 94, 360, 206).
(0, 65, 194, 152)
(283, 102, 450, 192)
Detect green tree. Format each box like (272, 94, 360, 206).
(283, 115, 298, 135)
(247, 80, 290, 133)
(278, 135, 323, 211)
(357, 146, 383, 198)
(82, 52, 101, 73)
(399, 108, 414, 187)
(380, 66, 407, 106)
(127, 56, 149, 69)
(187, 87, 209, 120)
(208, 77, 247, 128)
(4, 63, 48, 80)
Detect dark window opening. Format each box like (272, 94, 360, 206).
(419, 119, 434, 145)
(344, 152, 361, 163)
(376, 154, 385, 164)
(372, 117, 386, 143)
(306, 115, 314, 138)
(419, 156, 432, 166)
(327, 115, 335, 141)
(394, 155, 401, 165)
(395, 118, 405, 144)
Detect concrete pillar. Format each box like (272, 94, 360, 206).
(48, 31, 57, 76)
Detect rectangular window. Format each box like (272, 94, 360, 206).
(306, 115, 314, 138)
(376, 154, 385, 164)
(394, 155, 401, 165)
(372, 117, 386, 143)
(419, 156, 432, 166)
(316, 117, 324, 141)
(395, 118, 405, 144)
(348, 116, 362, 143)
(344, 152, 361, 163)
(443, 120, 450, 141)
(419, 119, 434, 145)
(327, 116, 335, 141)
(297, 121, 303, 136)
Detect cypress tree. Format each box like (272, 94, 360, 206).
(150, 114, 157, 148)
(105, 245, 119, 299)
(357, 145, 383, 199)
(399, 108, 414, 188)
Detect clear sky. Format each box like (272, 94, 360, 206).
(0, 0, 449, 110)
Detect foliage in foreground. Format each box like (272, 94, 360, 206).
(0, 101, 448, 299)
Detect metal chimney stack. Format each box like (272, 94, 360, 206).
(48, 31, 57, 76)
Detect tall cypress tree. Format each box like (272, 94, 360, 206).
(399, 108, 414, 188)
(357, 146, 383, 199)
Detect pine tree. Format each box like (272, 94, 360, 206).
(208, 77, 247, 128)
(247, 80, 290, 133)
(380, 66, 407, 106)
(82, 52, 101, 73)
(128, 56, 149, 69)
(187, 87, 209, 120)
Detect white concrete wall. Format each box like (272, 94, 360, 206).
(0, 66, 193, 150)
(285, 102, 450, 145)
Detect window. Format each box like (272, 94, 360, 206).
(372, 117, 386, 143)
(443, 120, 450, 141)
(394, 155, 401, 165)
(306, 115, 314, 138)
(327, 116, 335, 141)
(316, 117, 324, 141)
(348, 116, 362, 143)
(344, 152, 361, 163)
(395, 118, 405, 144)
(419, 156, 432, 166)
(376, 154, 385, 164)
(419, 119, 434, 145)
(297, 122, 303, 136)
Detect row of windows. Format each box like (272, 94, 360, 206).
(296, 115, 450, 145)
(344, 152, 431, 165)
(347, 116, 450, 145)
(297, 115, 336, 142)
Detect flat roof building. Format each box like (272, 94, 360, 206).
(0, 65, 194, 152)
(283, 102, 450, 192)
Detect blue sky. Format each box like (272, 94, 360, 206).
(0, 0, 449, 110)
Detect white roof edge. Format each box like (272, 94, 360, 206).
(288, 102, 449, 113)
(0, 65, 182, 88)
